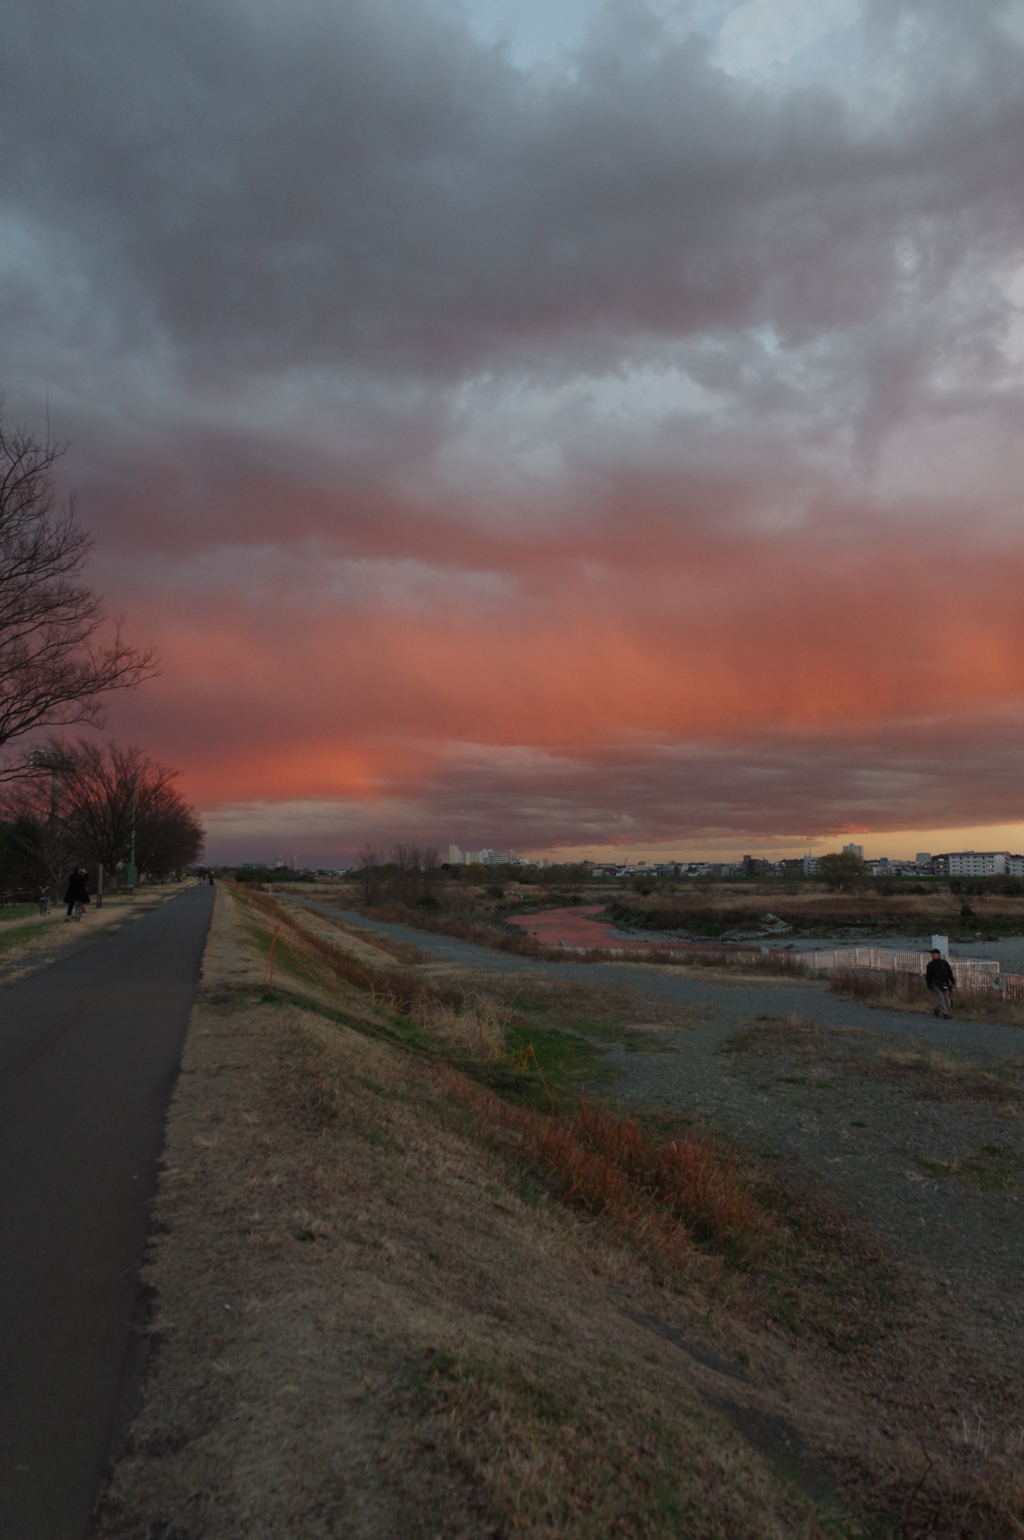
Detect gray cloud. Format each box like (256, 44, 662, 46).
(5, 0, 1024, 850)
(4, 0, 1024, 393)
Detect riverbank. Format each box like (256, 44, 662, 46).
(94, 887, 1024, 1538)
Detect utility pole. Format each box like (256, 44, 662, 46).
(125, 769, 138, 891)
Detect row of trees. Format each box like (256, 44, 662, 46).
(0, 405, 199, 897)
(0, 407, 154, 767)
(0, 739, 204, 895)
(357, 844, 442, 907)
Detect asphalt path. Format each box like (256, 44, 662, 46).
(0, 881, 214, 1540)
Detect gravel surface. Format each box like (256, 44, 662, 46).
(288, 898, 1024, 1343)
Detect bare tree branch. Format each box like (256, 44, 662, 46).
(0, 404, 156, 769)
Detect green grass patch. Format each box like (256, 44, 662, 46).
(0, 919, 46, 950)
(916, 1147, 1021, 1191)
(399, 1345, 873, 1539)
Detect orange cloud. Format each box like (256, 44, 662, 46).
(102, 517, 1024, 833)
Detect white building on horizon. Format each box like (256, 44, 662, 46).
(944, 851, 1024, 877)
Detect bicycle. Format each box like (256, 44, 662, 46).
(73, 900, 84, 922)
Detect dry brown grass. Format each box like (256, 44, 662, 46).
(724, 1014, 874, 1056)
(0, 881, 193, 986)
(94, 887, 868, 1540)
(445, 1080, 773, 1274)
(859, 1046, 1024, 1106)
(615, 884, 1024, 921)
(831, 968, 1024, 1026)
(471, 971, 716, 1035)
(94, 888, 1024, 1540)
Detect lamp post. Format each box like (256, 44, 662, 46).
(28, 747, 77, 824)
(28, 747, 78, 910)
(124, 769, 138, 890)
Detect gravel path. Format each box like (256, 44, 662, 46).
(287, 898, 1024, 1332)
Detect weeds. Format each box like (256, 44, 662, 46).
(443, 1077, 772, 1274)
(724, 1015, 873, 1056)
(916, 1147, 1021, 1191)
(405, 1346, 854, 1540)
(858, 1048, 1024, 1105)
(831, 968, 1024, 1025)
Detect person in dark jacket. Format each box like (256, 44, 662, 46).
(925, 949, 955, 1018)
(64, 867, 90, 921)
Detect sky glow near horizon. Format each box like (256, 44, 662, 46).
(4, 0, 1024, 865)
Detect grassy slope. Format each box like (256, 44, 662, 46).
(93, 888, 1023, 1540)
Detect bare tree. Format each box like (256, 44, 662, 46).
(389, 843, 421, 905)
(0, 776, 78, 898)
(421, 846, 441, 901)
(58, 740, 203, 883)
(358, 843, 384, 905)
(0, 408, 155, 767)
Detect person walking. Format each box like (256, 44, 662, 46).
(925, 948, 955, 1018)
(64, 867, 90, 921)
(38, 884, 50, 916)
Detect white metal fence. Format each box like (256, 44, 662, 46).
(564, 937, 1024, 999)
(790, 946, 1024, 1000)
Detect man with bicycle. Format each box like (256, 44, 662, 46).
(64, 867, 90, 921)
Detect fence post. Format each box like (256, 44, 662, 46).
(263, 924, 281, 990)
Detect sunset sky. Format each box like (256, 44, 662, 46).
(4, 0, 1024, 865)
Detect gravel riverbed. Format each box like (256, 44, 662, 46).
(289, 898, 1024, 1357)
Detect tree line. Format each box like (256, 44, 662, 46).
(0, 403, 202, 896)
(0, 740, 204, 896)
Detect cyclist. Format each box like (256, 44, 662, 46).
(64, 867, 90, 922)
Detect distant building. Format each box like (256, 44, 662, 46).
(449, 844, 462, 864)
(842, 843, 864, 861)
(802, 855, 819, 874)
(941, 851, 1024, 877)
(915, 853, 932, 869)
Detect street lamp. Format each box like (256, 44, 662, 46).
(124, 768, 138, 891)
(28, 747, 77, 824)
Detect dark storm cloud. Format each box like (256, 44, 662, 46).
(4, 0, 1024, 388)
(417, 715, 1024, 850)
(6, 0, 1024, 851)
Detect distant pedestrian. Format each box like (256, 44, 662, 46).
(64, 867, 90, 921)
(925, 949, 955, 1018)
(38, 885, 50, 916)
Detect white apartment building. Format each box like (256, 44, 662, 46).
(447, 846, 522, 867)
(842, 843, 864, 861)
(945, 851, 1024, 877)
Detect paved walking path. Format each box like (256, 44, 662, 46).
(0, 882, 214, 1540)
